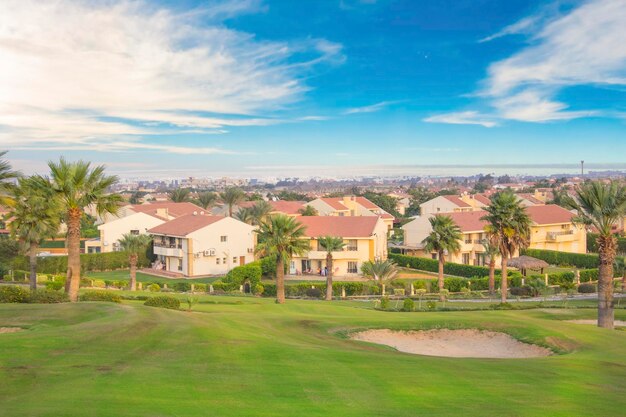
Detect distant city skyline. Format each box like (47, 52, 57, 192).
(1, 0, 625, 177)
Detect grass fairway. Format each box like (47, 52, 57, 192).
(0, 299, 625, 417)
(84, 270, 221, 284)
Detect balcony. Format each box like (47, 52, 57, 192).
(305, 250, 359, 260)
(546, 230, 575, 242)
(153, 242, 183, 257)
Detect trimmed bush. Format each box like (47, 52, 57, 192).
(510, 286, 533, 297)
(579, 269, 599, 282)
(578, 283, 596, 293)
(522, 248, 600, 269)
(80, 290, 122, 303)
(28, 289, 68, 303)
(389, 253, 492, 278)
(144, 295, 180, 310)
(380, 296, 390, 310)
(0, 285, 30, 303)
(11, 251, 152, 275)
(173, 282, 192, 292)
(148, 283, 161, 292)
(305, 287, 322, 298)
(224, 262, 262, 287)
(402, 298, 415, 312)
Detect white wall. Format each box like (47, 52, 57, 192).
(402, 216, 432, 248)
(419, 196, 460, 216)
(99, 212, 164, 252)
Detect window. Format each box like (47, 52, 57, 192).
(223, 257, 227, 264)
(233, 257, 238, 265)
(130, 229, 139, 235)
(462, 253, 470, 265)
(465, 237, 472, 244)
(216, 258, 220, 265)
(346, 239, 358, 251)
(220, 235, 228, 242)
(338, 212, 344, 216)
(561, 224, 569, 229)
(177, 258, 183, 271)
(347, 262, 358, 274)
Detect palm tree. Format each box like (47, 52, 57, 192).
(565, 181, 626, 329)
(220, 187, 246, 217)
(235, 207, 254, 224)
(196, 191, 218, 210)
(118, 233, 152, 291)
(298, 205, 318, 216)
(45, 158, 122, 302)
(422, 215, 462, 299)
(169, 188, 190, 203)
(0, 151, 20, 206)
(361, 259, 398, 295)
(255, 215, 310, 304)
(250, 201, 273, 225)
(8, 177, 60, 290)
(482, 236, 500, 295)
(481, 191, 531, 304)
(317, 236, 345, 301)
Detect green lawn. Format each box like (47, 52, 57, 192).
(84, 270, 221, 284)
(1, 297, 625, 416)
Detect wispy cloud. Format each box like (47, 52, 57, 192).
(423, 111, 497, 128)
(0, 0, 342, 153)
(343, 101, 399, 115)
(428, 0, 626, 126)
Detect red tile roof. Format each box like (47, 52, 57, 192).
(269, 200, 306, 214)
(517, 193, 544, 205)
(526, 205, 574, 225)
(443, 195, 472, 207)
(355, 196, 379, 210)
(472, 194, 492, 205)
(443, 211, 489, 232)
(130, 202, 204, 220)
(320, 198, 349, 211)
(148, 214, 226, 236)
(297, 216, 380, 238)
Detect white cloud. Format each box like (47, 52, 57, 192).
(0, 0, 342, 152)
(344, 101, 398, 115)
(423, 111, 497, 128)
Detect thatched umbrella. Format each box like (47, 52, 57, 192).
(507, 256, 550, 276)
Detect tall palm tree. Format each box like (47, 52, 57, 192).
(118, 233, 152, 291)
(196, 191, 218, 210)
(361, 259, 398, 296)
(8, 177, 60, 290)
(481, 191, 531, 304)
(298, 205, 318, 216)
(169, 188, 190, 203)
(250, 201, 273, 225)
(422, 215, 462, 299)
(220, 187, 246, 217)
(44, 158, 122, 302)
(0, 151, 20, 206)
(565, 181, 626, 329)
(255, 215, 309, 304)
(235, 207, 254, 224)
(482, 235, 500, 295)
(317, 236, 345, 301)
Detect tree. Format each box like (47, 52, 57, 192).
(0, 151, 19, 206)
(220, 187, 246, 217)
(317, 236, 345, 301)
(169, 188, 191, 203)
(255, 215, 309, 304)
(8, 177, 60, 290)
(235, 207, 253, 224)
(196, 192, 218, 210)
(298, 205, 318, 216)
(481, 191, 531, 304)
(406, 186, 436, 216)
(361, 259, 398, 296)
(118, 233, 152, 291)
(44, 158, 122, 302)
(250, 201, 273, 225)
(482, 236, 500, 295)
(564, 181, 626, 329)
(422, 215, 462, 299)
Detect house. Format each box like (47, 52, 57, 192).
(419, 195, 473, 216)
(402, 205, 586, 265)
(84, 202, 204, 253)
(305, 196, 395, 231)
(387, 192, 411, 215)
(289, 216, 388, 277)
(516, 193, 545, 207)
(149, 214, 256, 277)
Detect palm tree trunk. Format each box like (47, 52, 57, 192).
(228, 204, 233, 217)
(438, 252, 445, 301)
(488, 260, 495, 295)
(29, 243, 38, 291)
(66, 208, 82, 302)
(129, 253, 138, 291)
(500, 257, 508, 303)
(325, 254, 333, 301)
(276, 257, 285, 304)
(598, 235, 616, 329)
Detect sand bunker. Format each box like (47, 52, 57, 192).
(567, 320, 626, 327)
(0, 327, 23, 334)
(351, 329, 552, 358)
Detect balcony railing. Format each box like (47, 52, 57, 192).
(546, 230, 574, 241)
(153, 241, 183, 249)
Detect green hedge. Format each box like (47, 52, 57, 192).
(521, 248, 600, 269)
(11, 251, 151, 275)
(80, 290, 122, 303)
(223, 262, 262, 287)
(587, 233, 626, 254)
(144, 295, 180, 310)
(389, 253, 493, 278)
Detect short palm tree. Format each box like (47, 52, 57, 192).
(565, 181, 626, 328)
(196, 191, 218, 210)
(255, 215, 310, 304)
(481, 191, 531, 304)
(361, 259, 398, 296)
(317, 236, 345, 301)
(8, 177, 60, 290)
(235, 207, 254, 224)
(169, 188, 190, 203)
(44, 158, 122, 302)
(482, 235, 500, 295)
(422, 215, 462, 298)
(220, 187, 246, 217)
(297, 205, 318, 216)
(0, 151, 19, 206)
(118, 233, 152, 291)
(250, 201, 273, 225)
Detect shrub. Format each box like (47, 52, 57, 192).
(389, 253, 492, 278)
(578, 283, 596, 293)
(144, 295, 180, 310)
(426, 301, 437, 310)
(0, 285, 30, 303)
(29, 289, 68, 303)
(402, 298, 415, 312)
(11, 251, 152, 274)
(253, 283, 264, 295)
(380, 296, 390, 310)
(510, 286, 533, 297)
(262, 283, 277, 297)
(192, 283, 207, 292)
(305, 287, 322, 298)
(148, 283, 161, 292)
(80, 290, 122, 303)
(521, 248, 602, 269)
(45, 280, 65, 291)
(393, 288, 405, 296)
(259, 256, 277, 277)
(224, 262, 262, 287)
(579, 269, 599, 283)
(173, 282, 192, 292)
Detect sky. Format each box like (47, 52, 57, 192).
(1, 0, 625, 179)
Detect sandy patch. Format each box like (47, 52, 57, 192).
(350, 329, 552, 358)
(567, 320, 626, 327)
(0, 327, 23, 334)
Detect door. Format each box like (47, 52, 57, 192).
(240, 256, 245, 266)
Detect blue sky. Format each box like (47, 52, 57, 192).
(1, 0, 625, 178)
